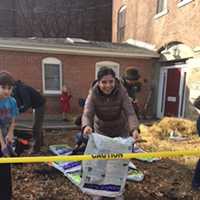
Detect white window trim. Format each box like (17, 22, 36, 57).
(177, 0, 193, 8)
(157, 69, 167, 118)
(119, 5, 126, 13)
(154, 8, 168, 19)
(42, 57, 62, 95)
(154, 0, 168, 19)
(117, 5, 127, 42)
(95, 61, 120, 79)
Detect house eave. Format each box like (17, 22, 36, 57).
(0, 44, 159, 59)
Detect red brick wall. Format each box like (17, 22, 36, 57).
(0, 50, 155, 115)
(112, 0, 200, 49)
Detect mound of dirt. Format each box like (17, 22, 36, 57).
(12, 122, 200, 200)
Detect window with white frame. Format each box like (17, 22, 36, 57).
(117, 5, 126, 42)
(154, 0, 168, 19)
(42, 57, 62, 94)
(95, 61, 120, 79)
(156, 0, 167, 14)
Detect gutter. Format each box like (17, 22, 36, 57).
(0, 43, 159, 59)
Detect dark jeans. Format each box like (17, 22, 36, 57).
(132, 102, 140, 119)
(192, 117, 200, 188)
(72, 132, 89, 154)
(0, 151, 12, 200)
(197, 116, 200, 136)
(192, 159, 200, 188)
(33, 105, 45, 152)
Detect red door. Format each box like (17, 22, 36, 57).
(164, 68, 181, 116)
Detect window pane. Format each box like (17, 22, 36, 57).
(44, 64, 60, 90)
(118, 9, 126, 28)
(117, 7, 126, 42)
(156, 0, 164, 13)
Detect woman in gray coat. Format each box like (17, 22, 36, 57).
(81, 67, 139, 200)
(82, 66, 139, 140)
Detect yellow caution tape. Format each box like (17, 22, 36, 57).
(1, 150, 200, 164)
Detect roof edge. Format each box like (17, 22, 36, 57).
(0, 43, 159, 59)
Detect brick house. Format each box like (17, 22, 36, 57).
(112, 0, 200, 119)
(0, 37, 158, 117)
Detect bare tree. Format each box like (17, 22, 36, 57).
(14, 0, 82, 37)
(8, 0, 112, 41)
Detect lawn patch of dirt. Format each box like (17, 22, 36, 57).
(12, 117, 200, 199)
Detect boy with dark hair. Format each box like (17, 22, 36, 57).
(0, 71, 18, 200)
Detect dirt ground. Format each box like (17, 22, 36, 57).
(12, 117, 200, 200)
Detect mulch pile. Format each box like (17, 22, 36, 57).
(12, 118, 200, 199)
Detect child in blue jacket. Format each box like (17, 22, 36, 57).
(0, 71, 18, 200)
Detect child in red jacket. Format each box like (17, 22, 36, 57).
(60, 85, 72, 121)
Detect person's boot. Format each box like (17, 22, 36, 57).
(28, 140, 41, 155)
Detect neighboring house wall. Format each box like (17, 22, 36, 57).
(0, 50, 155, 115)
(113, 0, 200, 119)
(112, 0, 200, 48)
(0, 0, 112, 41)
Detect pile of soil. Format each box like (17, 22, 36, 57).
(12, 118, 200, 200)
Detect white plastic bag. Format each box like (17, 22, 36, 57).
(80, 133, 133, 197)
